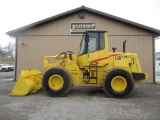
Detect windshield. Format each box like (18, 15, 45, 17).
(79, 32, 104, 56)
(0, 64, 4, 67)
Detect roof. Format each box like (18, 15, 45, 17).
(6, 6, 160, 37)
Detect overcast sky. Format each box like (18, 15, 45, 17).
(0, 0, 160, 51)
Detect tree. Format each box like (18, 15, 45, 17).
(3, 42, 15, 57)
(0, 45, 3, 56)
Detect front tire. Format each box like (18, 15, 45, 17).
(42, 67, 72, 97)
(102, 68, 134, 98)
(2, 68, 6, 72)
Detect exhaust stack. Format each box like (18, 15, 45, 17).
(123, 40, 126, 53)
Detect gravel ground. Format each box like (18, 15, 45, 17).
(0, 81, 160, 120)
(0, 71, 14, 80)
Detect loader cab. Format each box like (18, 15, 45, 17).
(79, 31, 105, 55)
(78, 31, 109, 66)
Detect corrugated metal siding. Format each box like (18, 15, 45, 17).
(16, 36, 81, 77)
(17, 12, 154, 83)
(20, 12, 152, 36)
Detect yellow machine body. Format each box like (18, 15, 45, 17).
(44, 53, 148, 86)
(10, 69, 42, 96)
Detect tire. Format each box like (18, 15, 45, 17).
(42, 67, 72, 97)
(2, 68, 6, 72)
(102, 68, 134, 98)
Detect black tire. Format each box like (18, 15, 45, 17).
(102, 68, 134, 98)
(42, 67, 72, 97)
(2, 68, 6, 72)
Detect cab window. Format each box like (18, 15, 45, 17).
(88, 33, 98, 53)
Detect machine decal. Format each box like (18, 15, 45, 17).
(123, 55, 130, 58)
(91, 54, 122, 63)
(115, 56, 121, 60)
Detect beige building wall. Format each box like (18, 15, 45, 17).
(17, 36, 81, 74)
(16, 12, 154, 83)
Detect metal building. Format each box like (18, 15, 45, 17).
(7, 6, 160, 83)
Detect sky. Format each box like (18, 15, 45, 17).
(0, 0, 160, 51)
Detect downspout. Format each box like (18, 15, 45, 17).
(15, 36, 18, 81)
(10, 35, 18, 81)
(153, 35, 155, 83)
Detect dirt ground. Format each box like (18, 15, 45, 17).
(0, 81, 160, 120)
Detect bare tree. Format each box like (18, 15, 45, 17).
(3, 42, 15, 57)
(0, 45, 3, 56)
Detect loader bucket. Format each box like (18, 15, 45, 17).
(10, 69, 42, 96)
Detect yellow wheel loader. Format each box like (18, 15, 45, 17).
(42, 30, 148, 98)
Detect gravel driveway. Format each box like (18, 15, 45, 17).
(0, 81, 160, 120)
(0, 71, 14, 80)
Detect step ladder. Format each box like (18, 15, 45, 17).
(88, 63, 98, 84)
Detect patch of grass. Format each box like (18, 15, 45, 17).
(0, 57, 15, 65)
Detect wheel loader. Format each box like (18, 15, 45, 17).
(42, 30, 148, 98)
(10, 30, 148, 98)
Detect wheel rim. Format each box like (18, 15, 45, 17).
(111, 76, 127, 92)
(48, 75, 64, 90)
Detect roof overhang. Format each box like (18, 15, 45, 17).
(6, 6, 160, 37)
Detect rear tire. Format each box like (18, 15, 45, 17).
(42, 67, 72, 97)
(102, 68, 134, 98)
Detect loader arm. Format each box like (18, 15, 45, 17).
(44, 55, 65, 69)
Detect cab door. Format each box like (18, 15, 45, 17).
(86, 37, 99, 63)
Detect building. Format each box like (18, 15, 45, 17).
(7, 6, 160, 83)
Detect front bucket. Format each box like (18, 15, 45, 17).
(10, 69, 42, 96)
